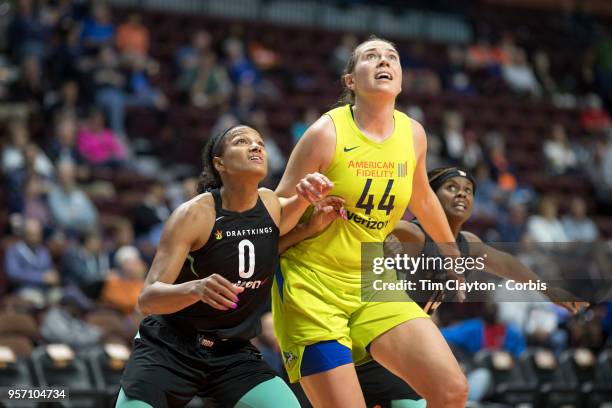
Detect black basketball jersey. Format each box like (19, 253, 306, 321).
(162, 189, 279, 340)
(406, 220, 471, 314)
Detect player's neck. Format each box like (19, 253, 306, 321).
(219, 181, 260, 212)
(450, 221, 462, 239)
(352, 99, 395, 142)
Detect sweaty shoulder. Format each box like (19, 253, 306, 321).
(258, 188, 281, 227)
(167, 193, 216, 251)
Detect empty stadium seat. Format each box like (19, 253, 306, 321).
(0, 312, 39, 344)
(85, 311, 129, 344)
(474, 349, 537, 405)
(87, 343, 131, 407)
(31, 344, 100, 407)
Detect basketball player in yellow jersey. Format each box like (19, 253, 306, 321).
(272, 36, 468, 408)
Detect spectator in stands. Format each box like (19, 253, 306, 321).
(2, 118, 53, 176)
(168, 177, 198, 210)
(123, 53, 167, 111)
(79, 2, 115, 51)
(533, 50, 559, 97)
(496, 202, 528, 242)
(48, 161, 98, 235)
(442, 111, 465, 165)
(472, 163, 501, 217)
(443, 46, 476, 95)
(21, 174, 51, 229)
(4, 217, 60, 307)
(232, 82, 258, 123)
(527, 196, 568, 242)
(331, 34, 357, 76)
(46, 80, 85, 120)
(543, 123, 577, 175)
(77, 108, 127, 167)
(291, 107, 320, 145)
(502, 48, 542, 97)
(48, 112, 88, 172)
(115, 13, 150, 56)
(581, 93, 611, 134)
(586, 135, 612, 208)
(132, 181, 170, 244)
(441, 303, 526, 358)
(61, 230, 112, 300)
(223, 37, 259, 86)
(10, 55, 46, 111)
(562, 197, 599, 242)
(102, 245, 146, 314)
(7, 0, 47, 62)
(462, 130, 483, 171)
(91, 46, 127, 135)
(175, 30, 212, 91)
(109, 217, 136, 266)
(189, 52, 233, 109)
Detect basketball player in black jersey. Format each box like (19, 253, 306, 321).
(116, 125, 339, 408)
(282, 166, 587, 408)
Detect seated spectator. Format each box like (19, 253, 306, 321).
(224, 37, 259, 85)
(46, 80, 86, 120)
(4, 218, 61, 307)
(543, 124, 577, 175)
(496, 202, 528, 242)
(291, 107, 320, 146)
(189, 52, 233, 109)
(132, 181, 170, 244)
(7, 0, 47, 62)
(248, 35, 281, 71)
(472, 163, 501, 217)
(48, 161, 98, 235)
(115, 13, 149, 56)
(2, 118, 54, 177)
(441, 111, 465, 165)
(562, 197, 599, 242)
(462, 130, 483, 171)
(232, 83, 258, 123)
(77, 108, 127, 167)
(527, 196, 568, 242)
(79, 2, 115, 51)
(176, 29, 212, 82)
(586, 135, 612, 207)
(331, 34, 357, 76)
(443, 46, 476, 95)
(21, 174, 51, 229)
(47, 112, 89, 180)
(91, 46, 127, 135)
(10, 55, 47, 111)
(533, 50, 559, 96)
(168, 177, 198, 210)
(101, 245, 146, 314)
(61, 230, 112, 300)
(502, 49, 541, 97)
(581, 93, 611, 134)
(442, 303, 526, 358)
(123, 53, 167, 111)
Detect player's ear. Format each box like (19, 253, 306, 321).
(344, 73, 355, 91)
(213, 156, 224, 172)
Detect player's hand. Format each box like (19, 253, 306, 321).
(296, 172, 333, 203)
(307, 196, 345, 233)
(545, 286, 589, 314)
(193, 274, 244, 311)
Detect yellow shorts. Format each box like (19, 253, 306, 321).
(271, 258, 429, 383)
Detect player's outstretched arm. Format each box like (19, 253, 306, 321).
(462, 231, 588, 314)
(138, 196, 243, 315)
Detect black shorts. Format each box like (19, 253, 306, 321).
(357, 361, 421, 407)
(120, 316, 276, 408)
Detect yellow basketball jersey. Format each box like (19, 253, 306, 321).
(282, 104, 416, 283)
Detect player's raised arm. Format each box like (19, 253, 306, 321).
(138, 196, 242, 315)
